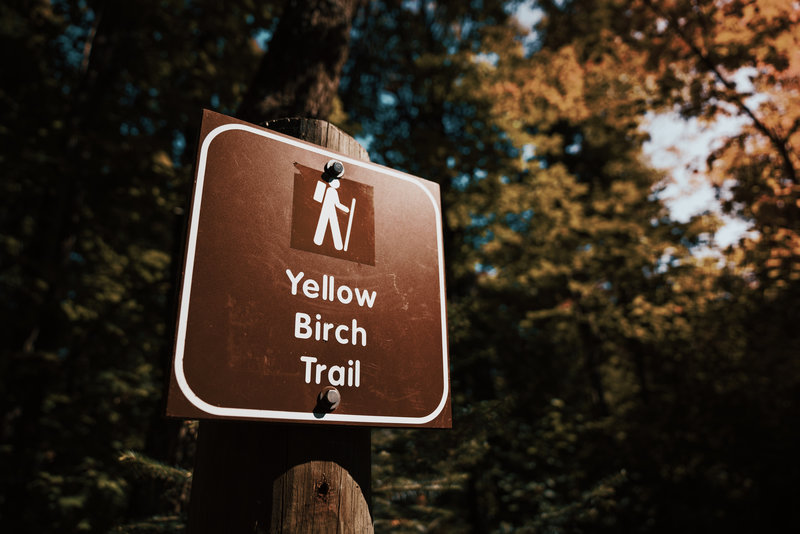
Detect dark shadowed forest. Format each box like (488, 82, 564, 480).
(1, 0, 799, 532)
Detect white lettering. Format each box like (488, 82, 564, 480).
(337, 284, 353, 304)
(295, 313, 312, 339)
(296, 312, 367, 346)
(300, 356, 317, 383)
(335, 324, 349, 344)
(302, 278, 319, 298)
(286, 271, 376, 308)
(299, 357, 361, 387)
(328, 365, 345, 386)
(352, 319, 367, 346)
(355, 288, 377, 308)
(286, 269, 304, 295)
(323, 322, 334, 341)
(315, 363, 327, 384)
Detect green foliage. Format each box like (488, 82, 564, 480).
(344, 1, 800, 532)
(0, 1, 277, 532)
(112, 451, 192, 533)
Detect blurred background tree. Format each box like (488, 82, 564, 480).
(0, 1, 281, 531)
(1, 0, 797, 533)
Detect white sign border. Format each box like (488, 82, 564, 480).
(173, 120, 450, 425)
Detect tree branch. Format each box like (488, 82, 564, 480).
(643, 0, 797, 184)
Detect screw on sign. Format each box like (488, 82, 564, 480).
(167, 110, 451, 428)
(317, 386, 341, 412)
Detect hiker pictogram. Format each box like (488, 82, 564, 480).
(312, 161, 356, 251)
(290, 160, 375, 265)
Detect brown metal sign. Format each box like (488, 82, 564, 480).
(166, 110, 451, 427)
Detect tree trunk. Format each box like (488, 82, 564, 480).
(237, 0, 362, 123)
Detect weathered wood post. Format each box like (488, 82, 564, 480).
(186, 118, 373, 534)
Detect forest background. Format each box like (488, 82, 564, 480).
(1, 0, 798, 532)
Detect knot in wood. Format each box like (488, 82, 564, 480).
(315, 478, 330, 502)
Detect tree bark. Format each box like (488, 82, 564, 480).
(237, 0, 362, 123)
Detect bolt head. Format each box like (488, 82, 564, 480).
(324, 389, 340, 405)
(318, 386, 341, 411)
(323, 159, 345, 180)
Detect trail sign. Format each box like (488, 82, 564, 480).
(166, 110, 451, 427)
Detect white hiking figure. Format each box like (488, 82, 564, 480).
(313, 160, 356, 251)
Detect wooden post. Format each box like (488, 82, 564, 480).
(186, 118, 373, 534)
